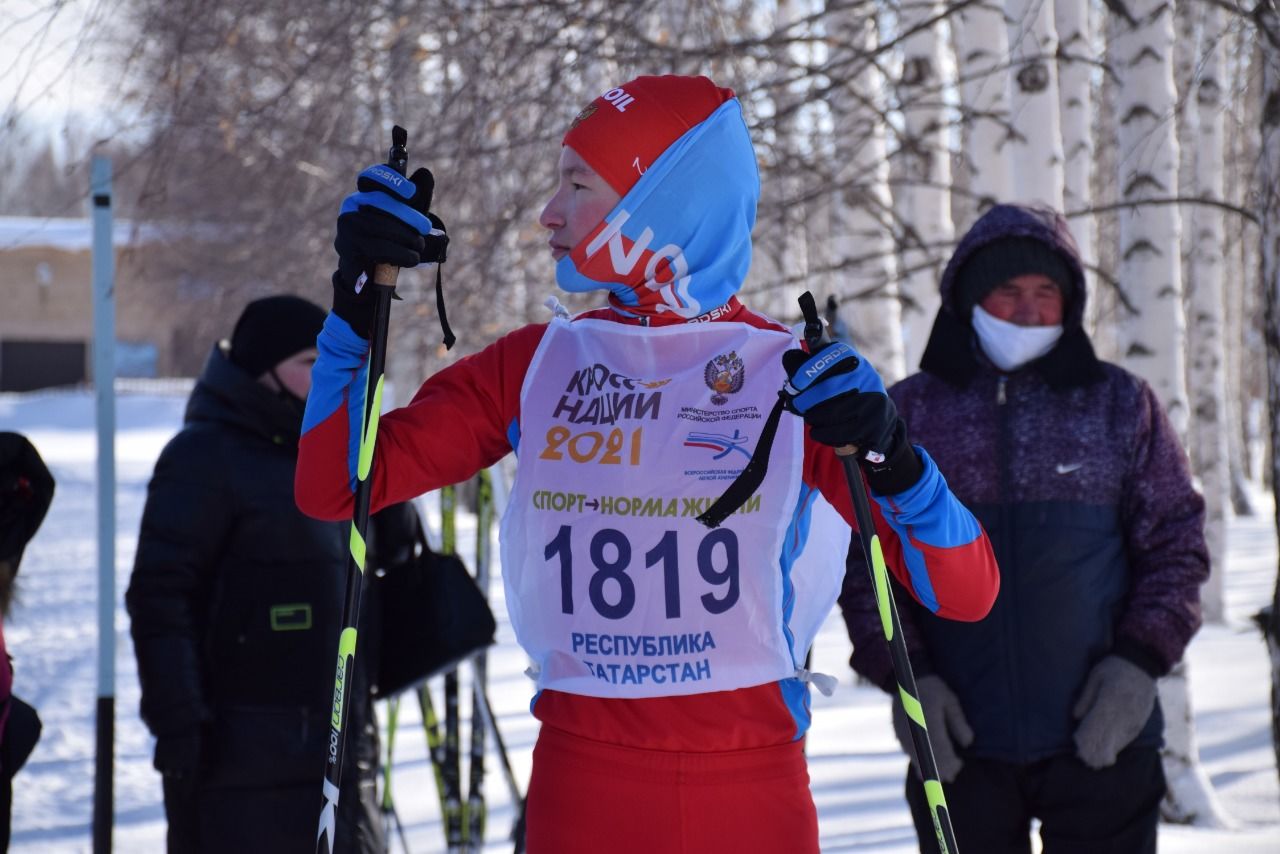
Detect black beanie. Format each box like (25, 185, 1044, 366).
(954, 237, 1075, 319)
(229, 295, 328, 379)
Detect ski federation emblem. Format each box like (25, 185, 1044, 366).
(703, 351, 745, 406)
(684, 429, 752, 460)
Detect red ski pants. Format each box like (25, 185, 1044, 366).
(524, 725, 820, 854)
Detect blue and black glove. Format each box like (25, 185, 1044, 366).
(780, 341, 922, 494)
(332, 164, 449, 337)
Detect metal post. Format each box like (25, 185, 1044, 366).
(91, 155, 116, 854)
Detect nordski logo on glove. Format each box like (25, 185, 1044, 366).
(805, 344, 852, 379)
(367, 164, 408, 190)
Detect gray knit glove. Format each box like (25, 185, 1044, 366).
(892, 674, 974, 783)
(1071, 655, 1157, 769)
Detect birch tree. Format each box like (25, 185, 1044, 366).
(1257, 0, 1280, 788)
(950, 0, 1014, 230)
(1227, 31, 1265, 515)
(890, 0, 954, 372)
(1055, 0, 1095, 307)
(1109, 0, 1189, 432)
(823, 3, 906, 381)
(744, 0, 814, 321)
(1108, 0, 1228, 826)
(1185, 2, 1231, 625)
(1090, 46, 1124, 357)
(1004, 0, 1065, 208)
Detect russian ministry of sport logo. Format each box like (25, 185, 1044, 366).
(703, 351, 744, 405)
(684, 430, 751, 460)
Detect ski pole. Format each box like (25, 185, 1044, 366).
(419, 682, 449, 818)
(380, 696, 412, 854)
(316, 125, 411, 854)
(796, 291, 959, 854)
(472, 464, 526, 853)
(472, 683, 526, 853)
(440, 484, 465, 853)
(466, 470, 493, 851)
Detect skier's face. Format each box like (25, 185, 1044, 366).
(263, 347, 318, 399)
(980, 274, 1064, 327)
(539, 146, 622, 262)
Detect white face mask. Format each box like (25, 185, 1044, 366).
(971, 304, 1064, 372)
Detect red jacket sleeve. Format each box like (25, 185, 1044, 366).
(296, 313, 545, 520)
(805, 434, 999, 623)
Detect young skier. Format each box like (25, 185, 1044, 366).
(296, 74, 1000, 852)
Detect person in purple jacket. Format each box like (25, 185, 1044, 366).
(839, 203, 1209, 854)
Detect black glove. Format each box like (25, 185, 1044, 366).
(780, 341, 921, 493)
(332, 164, 449, 337)
(153, 727, 208, 780)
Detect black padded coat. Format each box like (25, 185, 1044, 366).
(127, 344, 410, 853)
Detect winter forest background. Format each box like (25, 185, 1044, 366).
(4, 0, 1280, 850)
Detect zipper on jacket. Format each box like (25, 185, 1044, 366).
(996, 375, 1007, 405)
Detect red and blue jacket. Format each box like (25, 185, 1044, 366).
(297, 298, 998, 752)
(300, 92, 995, 751)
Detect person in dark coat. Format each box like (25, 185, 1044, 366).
(0, 432, 55, 852)
(126, 295, 413, 853)
(839, 204, 1209, 854)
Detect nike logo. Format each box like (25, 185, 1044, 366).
(1055, 462, 1083, 475)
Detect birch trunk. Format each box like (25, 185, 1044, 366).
(1157, 661, 1234, 828)
(825, 5, 905, 382)
(1108, 0, 1188, 435)
(1258, 0, 1280, 793)
(1090, 49, 1122, 359)
(1185, 3, 1230, 624)
(1054, 0, 1095, 310)
(1230, 33, 1265, 515)
(950, 0, 1014, 231)
(1107, 1, 1229, 826)
(891, 0, 954, 371)
(746, 0, 811, 320)
(1004, 0, 1064, 209)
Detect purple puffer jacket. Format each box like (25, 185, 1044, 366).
(839, 204, 1209, 763)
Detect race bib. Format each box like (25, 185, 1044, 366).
(500, 317, 807, 698)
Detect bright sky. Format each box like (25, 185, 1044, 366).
(0, 0, 128, 133)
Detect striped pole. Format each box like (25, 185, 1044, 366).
(316, 126, 409, 854)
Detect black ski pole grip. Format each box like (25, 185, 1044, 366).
(371, 125, 410, 289)
(798, 290, 862, 459)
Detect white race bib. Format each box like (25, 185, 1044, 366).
(500, 317, 812, 698)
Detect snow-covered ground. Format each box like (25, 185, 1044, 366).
(4, 387, 1279, 852)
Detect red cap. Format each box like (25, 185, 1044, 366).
(563, 75, 736, 196)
